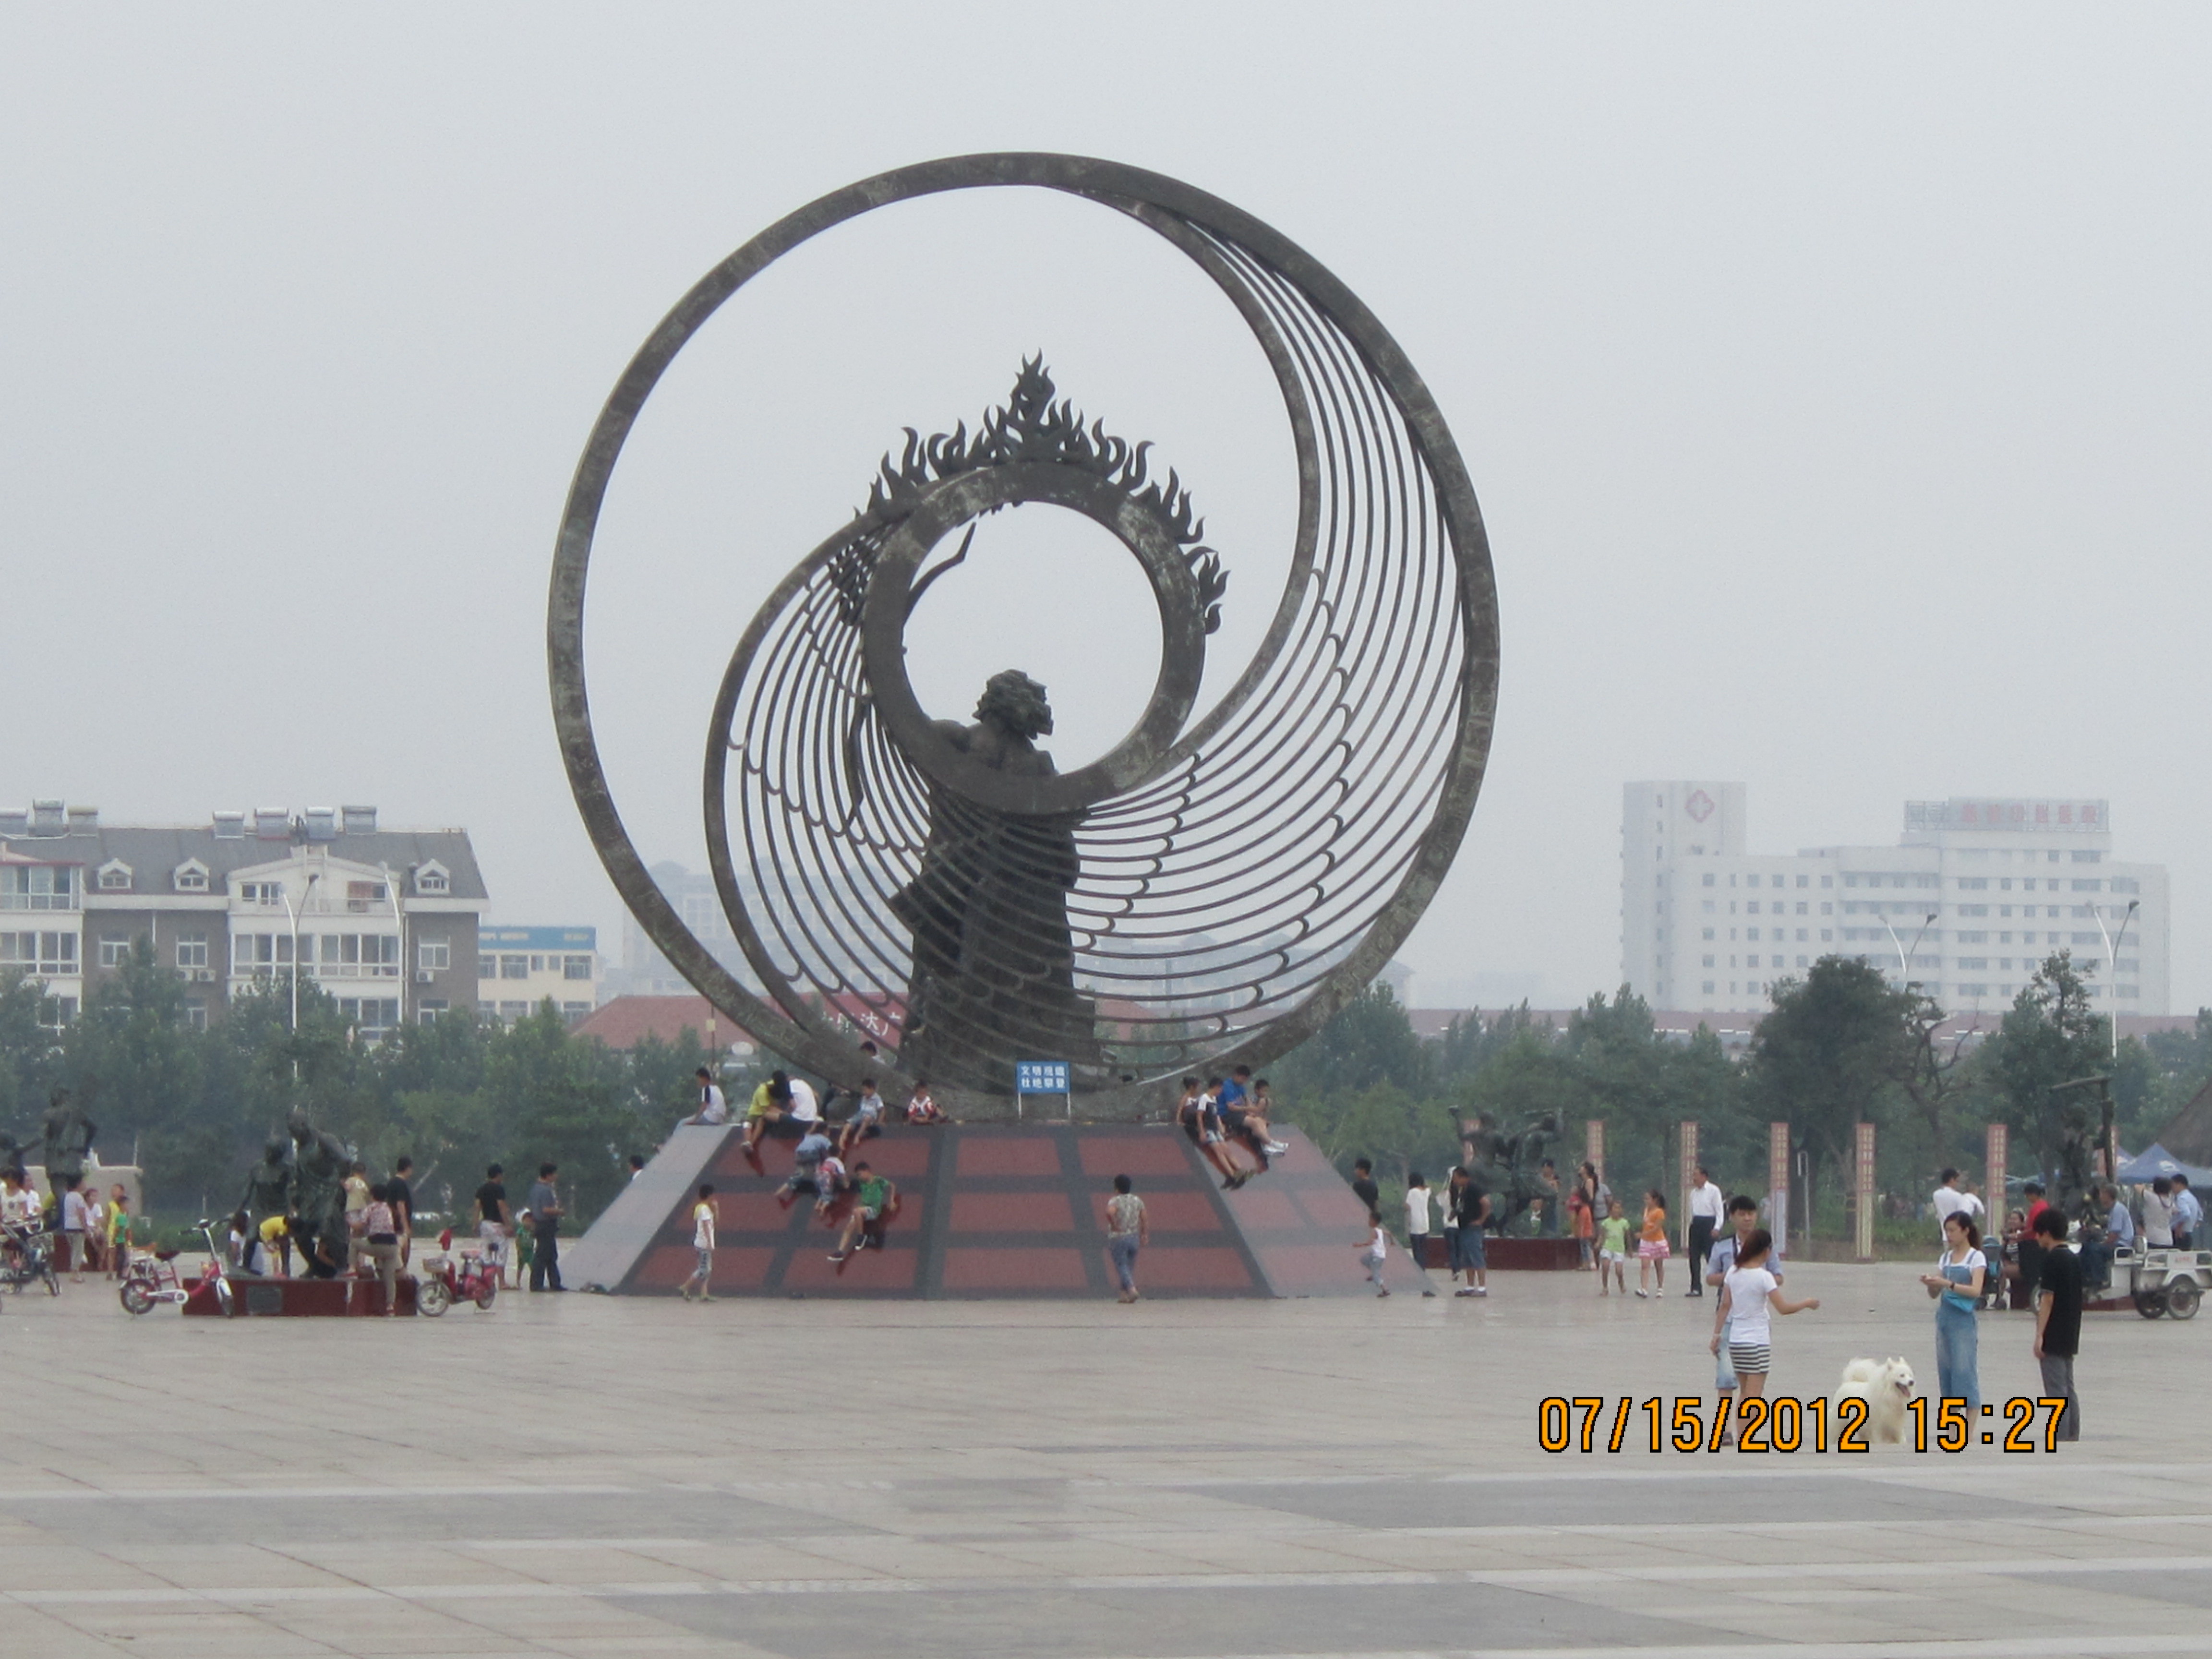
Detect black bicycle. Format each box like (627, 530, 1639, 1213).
(0, 1222, 60, 1296)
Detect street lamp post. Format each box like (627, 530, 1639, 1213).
(1879, 909, 1940, 991)
(278, 871, 323, 1033)
(2092, 898, 2140, 1059)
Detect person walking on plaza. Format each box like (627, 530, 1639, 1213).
(1635, 1190, 1669, 1298)
(1931, 1168, 1976, 1238)
(527, 1163, 565, 1291)
(680, 1183, 718, 1302)
(1357, 1208, 1390, 1296)
(1705, 1193, 1771, 1435)
(1711, 1229, 1817, 1407)
(1447, 1166, 1490, 1297)
(1920, 1209, 1987, 1417)
(1402, 1171, 1439, 1297)
(1567, 1182, 1593, 1270)
(1684, 1166, 1722, 1296)
(1596, 1198, 1629, 1297)
(2173, 1174, 2202, 1250)
(2030, 1205, 2083, 1440)
(1106, 1174, 1147, 1303)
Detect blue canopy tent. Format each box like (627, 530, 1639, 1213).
(2114, 1143, 2212, 1187)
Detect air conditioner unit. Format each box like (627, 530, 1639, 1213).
(416, 970, 434, 984)
(191, 968, 215, 984)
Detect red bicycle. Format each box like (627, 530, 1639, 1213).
(417, 1228, 499, 1314)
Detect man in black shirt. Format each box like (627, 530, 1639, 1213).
(1350, 1159, 1379, 1214)
(2031, 1206, 2083, 1442)
(1447, 1167, 1491, 1297)
(387, 1157, 416, 1269)
(473, 1165, 512, 1288)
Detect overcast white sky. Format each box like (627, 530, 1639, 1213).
(7, 5, 2210, 1013)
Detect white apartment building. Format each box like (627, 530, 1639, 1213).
(1623, 784, 2170, 1016)
(0, 801, 489, 1033)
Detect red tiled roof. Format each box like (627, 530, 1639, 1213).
(574, 995, 750, 1050)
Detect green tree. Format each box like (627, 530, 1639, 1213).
(0, 969, 60, 1127)
(1273, 984, 1429, 1102)
(484, 1003, 649, 1220)
(1984, 951, 2109, 1183)
(1745, 957, 1915, 1235)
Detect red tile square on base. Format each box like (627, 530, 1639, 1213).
(940, 1248, 1089, 1291)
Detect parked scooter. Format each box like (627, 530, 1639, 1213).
(120, 1220, 231, 1315)
(417, 1227, 499, 1314)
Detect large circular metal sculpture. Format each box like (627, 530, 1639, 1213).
(549, 154, 1498, 1113)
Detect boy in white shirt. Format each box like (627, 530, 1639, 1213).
(680, 1184, 718, 1302)
(61, 1185, 90, 1281)
(1356, 1208, 1390, 1297)
(785, 1077, 821, 1128)
(839, 1078, 886, 1158)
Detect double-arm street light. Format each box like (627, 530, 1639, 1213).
(2093, 898, 2141, 1059)
(1880, 909, 1940, 992)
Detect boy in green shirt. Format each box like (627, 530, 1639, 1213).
(1597, 1198, 1630, 1297)
(828, 1165, 896, 1263)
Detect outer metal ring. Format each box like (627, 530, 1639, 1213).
(549, 152, 1499, 1109)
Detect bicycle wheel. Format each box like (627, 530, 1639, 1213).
(120, 1279, 154, 1316)
(418, 1279, 452, 1316)
(473, 1278, 497, 1310)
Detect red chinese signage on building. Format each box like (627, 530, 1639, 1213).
(1907, 799, 2107, 834)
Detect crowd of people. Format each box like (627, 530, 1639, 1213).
(0, 1164, 137, 1289)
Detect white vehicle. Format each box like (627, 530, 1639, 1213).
(2104, 1241, 2209, 1320)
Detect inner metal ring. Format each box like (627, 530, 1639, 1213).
(860, 464, 1207, 817)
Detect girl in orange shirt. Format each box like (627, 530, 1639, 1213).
(1636, 1190, 1671, 1298)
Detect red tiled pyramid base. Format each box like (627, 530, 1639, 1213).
(564, 1121, 1427, 1299)
(181, 1274, 421, 1315)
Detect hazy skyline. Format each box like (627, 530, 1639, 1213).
(8, 7, 2210, 1015)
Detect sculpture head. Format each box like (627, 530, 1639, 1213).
(287, 1105, 311, 1142)
(975, 670, 1053, 741)
(263, 1138, 286, 1165)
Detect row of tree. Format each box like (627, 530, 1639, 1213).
(1268, 951, 2212, 1236)
(0, 941, 719, 1225)
(1, 939, 2206, 1240)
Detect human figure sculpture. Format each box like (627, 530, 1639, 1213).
(891, 670, 1100, 1086)
(41, 1087, 97, 1193)
(240, 1139, 292, 1226)
(1463, 1110, 1563, 1233)
(285, 1106, 351, 1277)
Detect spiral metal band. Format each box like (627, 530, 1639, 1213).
(548, 154, 1498, 1114)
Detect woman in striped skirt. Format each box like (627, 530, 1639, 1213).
(1712, 1229, 1819, 1402)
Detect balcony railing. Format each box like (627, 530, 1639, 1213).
(0, 892, 82, 912)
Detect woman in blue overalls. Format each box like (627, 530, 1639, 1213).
(1920, 1210, 1988, 1415)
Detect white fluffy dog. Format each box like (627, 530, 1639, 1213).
(1832, 1357, 1917, 1445)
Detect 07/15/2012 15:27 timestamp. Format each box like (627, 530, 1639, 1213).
(1537, 1395, 2073, 1455)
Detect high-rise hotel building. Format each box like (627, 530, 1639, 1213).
(1622, 783, 2169, 1016)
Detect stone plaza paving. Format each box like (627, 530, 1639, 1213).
(0, 1260, 2205, 1658)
